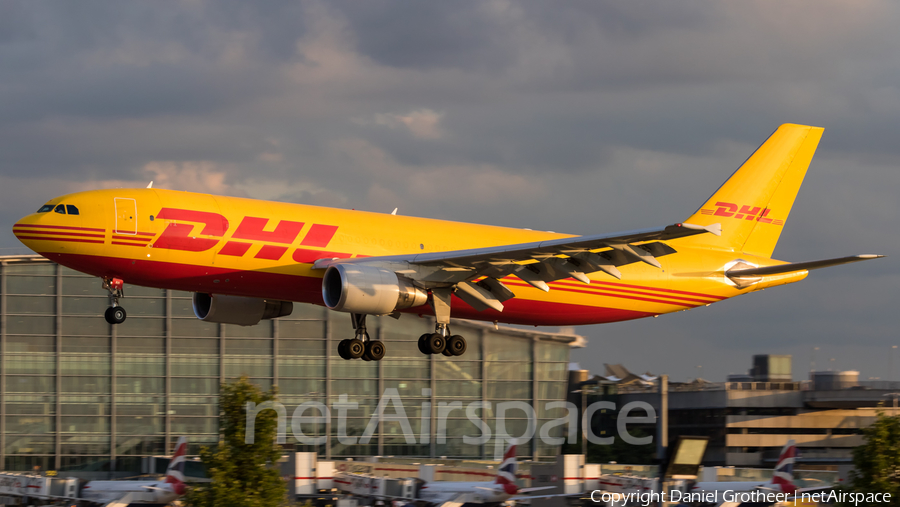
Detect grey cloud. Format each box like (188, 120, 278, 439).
(0, 0, 897, 381)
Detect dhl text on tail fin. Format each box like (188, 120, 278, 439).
(682, 123, 822, 257)
(12, 124, 884, 362)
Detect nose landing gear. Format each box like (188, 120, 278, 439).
(338, 313, 387, 361)
(102, 277, 127, 325)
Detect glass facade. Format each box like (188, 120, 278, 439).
(0, 256, 574, 472)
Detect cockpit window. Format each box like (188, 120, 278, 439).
(54, 204, 66, 214)
(37, 204, 55, 213)
(66, 205, 79, 215)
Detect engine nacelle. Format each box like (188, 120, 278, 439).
(192, 293, 293, 326)
(322, 264, 428, 315)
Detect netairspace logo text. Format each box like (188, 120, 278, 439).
(244, 388, 656, 459)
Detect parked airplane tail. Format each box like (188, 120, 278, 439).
(769, 439, 798, 494)
(164, 436, 187, 495)
(680, 124, 824, 258)
(494, 440, 518, 494)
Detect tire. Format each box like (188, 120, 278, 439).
(338, 339, 351, 360)
(366, 341, 386, 361)
(105, 306, 126, 325)
(447, 335, 467, 356)
(347, 338, 365, 359)
(427, 333, 446, 355)
(418, 333, 431, 354)
(441, 347, 453, 357)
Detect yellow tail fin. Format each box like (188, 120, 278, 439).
(681, 123, 824, 257)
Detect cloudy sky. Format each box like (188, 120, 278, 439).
(1, 1, 896, 381)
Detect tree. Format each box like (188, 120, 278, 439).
(846, 411, 900, 505)
(185, 376, 286, 507)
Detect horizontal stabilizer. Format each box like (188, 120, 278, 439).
(727, 254, 884, 278)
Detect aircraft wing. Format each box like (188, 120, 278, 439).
(99, 492, 135, 507)
(434, 492, 471, 507)
(313, 222, 721, 300)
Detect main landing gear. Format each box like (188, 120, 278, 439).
(336, 287, 469, 360)
(338, 313, 386, 361)
(102, 277, 127, 325)
(417, 324, 467, 356)
(419, 287, 466, 356)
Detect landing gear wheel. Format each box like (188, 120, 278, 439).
(346, 338, 365, 359)
(418, 333, 431, 354)
(338, 339, 351, 360)
(441, 347, 453, 357)
(427, 333, 446, 355)
(366, 341, 386, 361)
(447, 335, 467, 356)
(105, 306, 126, 325)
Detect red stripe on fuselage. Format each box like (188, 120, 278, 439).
(40, 253, 657, 326)
(592, 280, 727, 300)
(13, 224, 105, 232)
(548, 280, 718, 305)
(17, 236, 104, 244)
(14, 229, 105, 239)
(504, 281, 699, 308)
(549, 278, 726, 300)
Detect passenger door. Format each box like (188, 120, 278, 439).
(114, 197, 137, 235)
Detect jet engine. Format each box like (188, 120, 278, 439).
(322, 264, 428, 315)
(192, 293, 293, 326)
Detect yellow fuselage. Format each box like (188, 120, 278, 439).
(12, 188, 804, 326)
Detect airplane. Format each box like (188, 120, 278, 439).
(688, 439, 832, 497)
(416, 441, 556, 505)
(81, 436, 187, 505)
(12, 124, 884, 361)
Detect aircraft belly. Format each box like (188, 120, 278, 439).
(39, 252, 717, 326)
(42, 253, 324, 303)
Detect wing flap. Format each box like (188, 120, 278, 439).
(456, 281, 506, 312)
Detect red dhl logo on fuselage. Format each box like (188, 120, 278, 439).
(143, 208, 349, 263)
(699, 201, 784, 225)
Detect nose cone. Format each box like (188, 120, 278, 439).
(12, 215, 39, 246)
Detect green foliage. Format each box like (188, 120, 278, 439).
(185, 376, 286, 507)
(846, 411, 900, 505)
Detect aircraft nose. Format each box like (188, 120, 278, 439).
(12, 214, 43, 246)
(12, 217, 32, 241)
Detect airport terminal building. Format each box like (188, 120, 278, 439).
(0, 255, 581, 473)
(574, 358, 889, 467)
